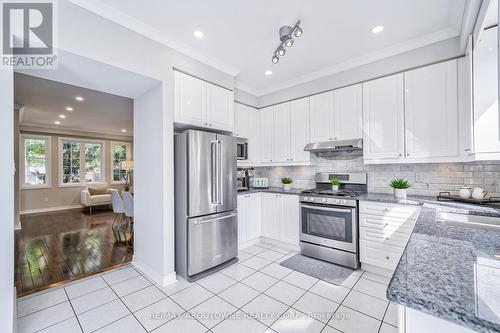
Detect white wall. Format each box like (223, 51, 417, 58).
(257, 37, 463, 107)
(133, 83, 176, 284)
(0, 68, 15, 332)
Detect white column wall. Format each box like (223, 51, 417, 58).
(0, 68, 15, 332)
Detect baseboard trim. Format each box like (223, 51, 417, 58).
(20, 205, 84, 215)
(360, 262, 394, 278)
(132, 257, 177, 288)
(239, 238, 261, 250)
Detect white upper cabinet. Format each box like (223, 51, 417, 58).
(404, 60, 458, 158)
(309, 86, 362, 143)
(260, 107, 274, 162)
(207, 83, 234, 131)
(273, 102, 292, 162)
(473, 27, 500, 156)
(333, 84, 362, 140)
(234, 103, 250, 138)
(174, 71, 234, 131)
(175, 71, 206, 127)
(363, 74, 405, 160)
(290, 97, 311, 162)
(247, 107, 260, 163)
(309, 91, 333, 142)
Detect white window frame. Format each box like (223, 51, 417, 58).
(19, 134, 52, 189)
(58, 137, 106, 187)
(110, 141, 133, 184)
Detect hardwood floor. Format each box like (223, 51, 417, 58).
(15, 208, 132, 296)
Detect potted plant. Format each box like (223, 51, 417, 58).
(331, 177, 340, 191)
(281, 177, 293, 191)
(390, 178, 410, 199)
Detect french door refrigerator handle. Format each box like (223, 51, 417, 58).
(211, 140, 218, 205)
(217, 140, 223, 206)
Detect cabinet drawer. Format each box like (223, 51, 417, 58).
(360, 240, 404, 271)
(359, 213, 416, 234)
(359, 227, 411, 248)
(359, 201, 421, 220)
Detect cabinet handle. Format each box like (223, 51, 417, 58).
(385, 237, 389, 240)
(385, 256, 390, 260)
(398, 153, 402, 157)
(407, 153, 410, 156)
(465, 148, 471, 152)
(204, 122, 208, 125)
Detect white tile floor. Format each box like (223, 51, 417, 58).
(16, 242, 398, 333)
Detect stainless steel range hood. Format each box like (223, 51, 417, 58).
(304, 139, 363, 159)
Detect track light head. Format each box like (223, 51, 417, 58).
(294, 26, 303, 37)
(277, 47, 286, 56)
(285, 37, 294, 47)
(272, 55, 279, 64)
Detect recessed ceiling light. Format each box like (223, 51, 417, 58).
(265, 70, 272, 76)
(59, 114, 66, 119)
(54, 120, 61, 125)
(193, 30, 204, 38)
(121, 129, 127, 133)
(65, 106, 73, 111)
(75, 96, 84, 102)
(371, 25, 384, 34)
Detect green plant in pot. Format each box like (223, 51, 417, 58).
(281, 177, 293, 191)
(390, 178, 410, 199)
(330, 177, 341, 191)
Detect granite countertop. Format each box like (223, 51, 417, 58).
(237, 187, 304, 195)
(361, 194, 500, 332)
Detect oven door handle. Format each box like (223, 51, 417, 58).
(301, 204, 353, 213)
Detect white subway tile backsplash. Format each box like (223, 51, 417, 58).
(254, 157, 500, 197)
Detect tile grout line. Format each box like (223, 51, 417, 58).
(64, 288, 85, 333)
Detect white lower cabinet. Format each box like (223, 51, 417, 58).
(359, 201, 420, 275)
(260, 193, 300, 246)
(237, 193, 261, 246)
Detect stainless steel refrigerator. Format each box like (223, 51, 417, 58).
(175, 129, 237, 281)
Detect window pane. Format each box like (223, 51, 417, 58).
(112, 144, 128, 182)
(85, 143, 102, 182)
(62, 141, 80, 184)
(24, 138, 47, 185)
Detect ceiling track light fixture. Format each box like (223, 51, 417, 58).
(271, 20, 302, 64)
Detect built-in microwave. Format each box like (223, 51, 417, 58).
(236, 139, 248, 160)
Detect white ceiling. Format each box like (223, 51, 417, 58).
(15, 73, 134, 136)
(78, 0, 468, 96)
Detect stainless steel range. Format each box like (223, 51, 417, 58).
(300, 172, 367, 269)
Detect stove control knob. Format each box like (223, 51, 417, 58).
(322, 198, 327, 203)
(334, 199, 340, 204)
(342, 200, 348, 204)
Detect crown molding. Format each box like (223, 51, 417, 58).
(68, 0, 240, 77)
(236, 28, 460, 97)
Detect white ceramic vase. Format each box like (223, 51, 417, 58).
(332, 185, 339, 191)
(394, 188, 407, 200)
(283, 184, 291, 191)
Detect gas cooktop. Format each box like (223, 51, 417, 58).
(301, 188, 366, 198)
